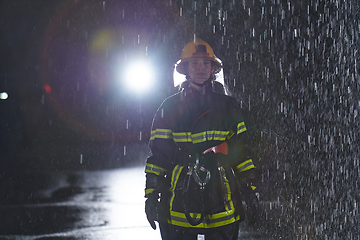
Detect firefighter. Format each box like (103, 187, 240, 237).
(145, 38, 259, 240)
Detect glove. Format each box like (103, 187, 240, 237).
(145, 196, 159, 230)
(241, 184, 259, 226)
(145, 173, 161, 230)
(245, 190, 259, 226)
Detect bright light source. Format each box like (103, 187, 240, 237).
(0, 92, 8, 100)
(124, 61, 154, 93)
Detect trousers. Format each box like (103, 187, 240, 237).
(159, 222, 240, 240)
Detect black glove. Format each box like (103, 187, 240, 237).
(145, 196, 159, 230)
(241, 184, 259, 226)
(145, 173, 161, 230)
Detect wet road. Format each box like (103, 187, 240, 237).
(0, 167, 161, 240)
(0, 166, 267, 240)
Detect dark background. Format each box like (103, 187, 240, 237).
(1, 0, 360, 238)
(0, 0, 185, 171)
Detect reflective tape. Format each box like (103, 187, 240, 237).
(172, 132, 192, 142)
(237, 122, 247, 134)
(145, 163, 167, 176)
(236, 159, 255, 172)
(226, 129, 235, 140)
(169, 165, 183, 212)
(150, 122, 245, 143)
(145, 188, 155, 195)
(221, 166, 234, 211)
(150, 129, 172, 140)
(173, 130, 229, 143)
(169, 209, 240, 228)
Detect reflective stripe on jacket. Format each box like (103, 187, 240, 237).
(145, 83, 256, 230)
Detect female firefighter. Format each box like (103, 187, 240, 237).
(144, 38, 259, 240)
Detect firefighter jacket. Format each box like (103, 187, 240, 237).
(145, 81, 256, 231)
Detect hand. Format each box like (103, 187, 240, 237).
(145, 198, 158, 230)
(245, 191, 259, 226)
(240, 184, 260, 226)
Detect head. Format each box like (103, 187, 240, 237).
(176, 38, 222, 91)
(185, 59, 214, 86)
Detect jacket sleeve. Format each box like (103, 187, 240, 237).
(226, 99, 257, 188)
(145, 100, 177, 197)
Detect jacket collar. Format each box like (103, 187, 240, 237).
(181, 80, 213, 96)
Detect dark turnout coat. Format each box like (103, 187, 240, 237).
(145, 82, 256, 232)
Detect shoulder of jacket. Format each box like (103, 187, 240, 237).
(212, 93, 251, 115)
(212, 91, 237, 104)
(158, 92, 182, 109)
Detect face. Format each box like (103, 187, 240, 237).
(187, 59, 213, 84)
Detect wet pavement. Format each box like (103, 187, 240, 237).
(0, 166, 268, 240)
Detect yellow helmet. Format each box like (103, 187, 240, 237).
(175, 38, 222, 75)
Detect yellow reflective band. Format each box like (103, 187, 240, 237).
(236, 159, 255, 172)
(145, 188, 154, 195)
(168, 209, 240, 228)
(193, 130, 228, 143)
(220, 166, 235, 211)
(145, 163, 167, 176)
(237, 122, 247, 134)
(251, 186, 257, 191)
(227, 129, 235, 140)
(212, 131, 230, 140)
(169, 165, 183, 212)
(173, 132, 192, 142)
(173, 131, 229, 144)
(191, 131, 206, 143)
(150, 129, 172, 140)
